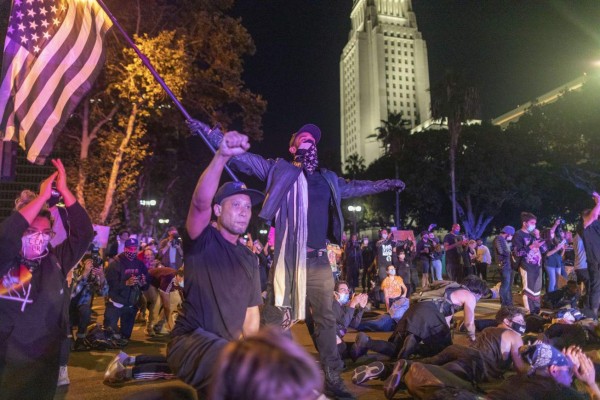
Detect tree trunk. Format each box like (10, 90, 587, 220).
(76, 100, 118, 210)
(76, 100, 91, 207)
(99, 104, 139, 224)
(450, 143, 457, 224)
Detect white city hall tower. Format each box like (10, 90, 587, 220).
(340, 0, 431, 167)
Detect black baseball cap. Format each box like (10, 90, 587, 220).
(289, 123, 321, 146)
(214, 182, 264, 206)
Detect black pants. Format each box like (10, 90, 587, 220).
(587, 263, 600, 316)
(0, 330, 61, 400)
(132, 355, 175, 380)
(70, 299, 92, 337)
(576, 269, 590, 309)
(418, 344, 484, 383)
(446, 261, 463, 283)
(475, 262, 488, 281)
(167, 327, 228, 397)
(304, 256, 344, 371)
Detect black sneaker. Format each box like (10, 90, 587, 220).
(73, 338, 91, 352)
(350, 332, 370, 362)
(352, 361, 385, 385)
(323, 366, 357, 400)
(383, 359, 408, 400)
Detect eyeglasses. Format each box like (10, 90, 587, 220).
(24, 228, 56, 240)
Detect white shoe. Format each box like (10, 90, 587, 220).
(57, 365, 70, 386)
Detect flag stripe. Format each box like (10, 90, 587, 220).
(29, 10, 109, 161)
(0, 0, 112, 164)
(0, 45, 31, 141)
(21, 3, 96, 142)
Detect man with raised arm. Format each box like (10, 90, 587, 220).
(166, 131, 264, 397)
(202, 123, 404, 399)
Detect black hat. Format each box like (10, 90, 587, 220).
(214, 182, 264, 206)
(290, 123, 321, 146)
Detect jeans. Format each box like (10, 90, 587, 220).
(104, 302, 138, 339)
(431, 260, 443, 281)
(357, 314, 396, 332)
(545, 266, 562, 293)
(500, 266, 513, 306)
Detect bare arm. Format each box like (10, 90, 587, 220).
(242, 306, 260, 338)
(507, 331, 528, 373)
(186, 131, 250, 240)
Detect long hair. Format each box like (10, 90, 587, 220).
(210, 327, 323, 400)
(460, 275, 491, 297)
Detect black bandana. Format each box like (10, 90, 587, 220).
(124, 251, 137, 261)
(293, 143, 318, 174)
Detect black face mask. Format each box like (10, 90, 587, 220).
(510, 320, 526, 335)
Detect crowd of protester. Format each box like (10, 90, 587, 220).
(5, 128, 600, 400)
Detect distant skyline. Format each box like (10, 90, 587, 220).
(232, 0, 600, 166)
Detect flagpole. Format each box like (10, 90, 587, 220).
(94, 0, 240, 182)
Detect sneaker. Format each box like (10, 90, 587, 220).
(145, 326, 156, 337)
(350, 332, 370, 362)
(352, 361, 385, 385)
(383, 359, 408, 400)
(73, 337, 91, 352)
(110, 336, 129, 348)
(57, 365, 70, 386)
(103, 360, 126, 384)
(323, 366, 357, 400)
(104, 351, 130, 384)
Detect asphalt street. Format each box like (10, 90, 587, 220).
(53, 294, 506, 400)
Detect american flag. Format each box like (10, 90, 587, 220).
(0, 0, 112, 164)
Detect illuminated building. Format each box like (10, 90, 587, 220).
(340, 0, 431, 167)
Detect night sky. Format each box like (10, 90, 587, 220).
(231, 0, 600, 167)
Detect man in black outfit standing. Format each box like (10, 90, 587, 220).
(203, 122, 405, 399)
(582, 192, 600, 319)
(166, 131, 264, 397)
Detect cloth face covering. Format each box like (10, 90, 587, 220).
(294, 141, 318, 174)
(21, 232, 50, 260)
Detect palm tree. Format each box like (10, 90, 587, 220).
(430, 71, 479, 224)
(376, 112, 412, 227)
(344, 153, 366, 179)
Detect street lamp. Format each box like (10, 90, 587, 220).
(348, 205, 362, 234)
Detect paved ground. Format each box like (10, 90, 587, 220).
(53, 293, 506, 400)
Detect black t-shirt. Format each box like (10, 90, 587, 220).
(583, 220, 600, 266)
(416, 239, 433, 260)
(377, 239, 395, 268)
(444, 233, 461, 264)
(306, 171, 332, 249)
(173, 226, 262, 341)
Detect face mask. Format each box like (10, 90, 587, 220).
(388, 269, 396, 276)
(337, 292, 349, 305)
(381, 234, 388, 240)
(124, 251, 137, 260)
(178, 280, 184, 288)
(527, 224, 535, 233)
(294, 141, 318, 174)
(510, 320, 526, 335)
(453, 229, 460, 235)
(22, 232, 51, 260)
